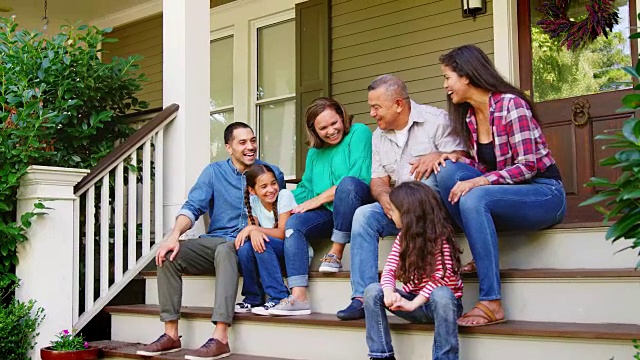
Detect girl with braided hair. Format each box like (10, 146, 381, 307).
(234, 164, 297, 315)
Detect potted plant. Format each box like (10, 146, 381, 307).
(40, 330, 98, 360)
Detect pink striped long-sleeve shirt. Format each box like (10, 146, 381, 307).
(380, 234, 463, 300)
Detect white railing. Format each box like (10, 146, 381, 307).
(71, 104, 178, 330)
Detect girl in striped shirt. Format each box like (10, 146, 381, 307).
(364, 181, 464, 360)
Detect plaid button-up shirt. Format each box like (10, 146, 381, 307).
(464, 93, 556, 185)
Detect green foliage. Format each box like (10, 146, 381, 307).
(49, 329, 88, 351)
(580, 18, 640, 270)
(0, 290, 44, 360)
(531, 27, 631, 102)
(0, 16, 148, 291)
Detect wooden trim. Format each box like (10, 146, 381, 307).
(103, 305, 640, 341)
(92, 340, 284, 360)
(516, 0, 532, 96)
(139, 268, 639, 280)
(74, 104, 179, 194)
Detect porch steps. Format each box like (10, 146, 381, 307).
(91, 340, 290, 360)
(140, 268, 640, 324)
(103, 305, 640, 360)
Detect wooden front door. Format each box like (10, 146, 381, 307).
(517, 0, 637, 225)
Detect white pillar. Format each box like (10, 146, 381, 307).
(493, 0, 520, 86)
(162, 0, 211, 237)
(15, 166, 89, 360)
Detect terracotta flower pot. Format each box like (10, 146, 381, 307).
(40, 346, 99, 360)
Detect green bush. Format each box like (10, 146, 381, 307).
(0, 294, 44, 360)
(0, 16, 148, 290)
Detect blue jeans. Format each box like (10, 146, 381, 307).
(435, 161, 566, 300)
(349, 176, 436, 298)
(364, 284, 463, 360)
(284, 176, 373, 288)
(237, 236, 288, 304)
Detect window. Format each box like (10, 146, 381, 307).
(255, 20, 296, 177)
(210, 35, 234, 161)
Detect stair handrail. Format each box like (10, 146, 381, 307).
(72, 103, 179, 331)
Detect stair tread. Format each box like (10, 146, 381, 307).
(104, 304, 640, 341)
(91, 340, 290, 359)
(140, 268, 640, 279)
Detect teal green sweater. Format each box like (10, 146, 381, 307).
(293, 122, 372, 211)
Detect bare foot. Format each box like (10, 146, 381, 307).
(457, 300, 505, 327)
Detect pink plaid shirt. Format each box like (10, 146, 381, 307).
(464, 93, 556, 185)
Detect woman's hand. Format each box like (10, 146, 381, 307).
(249, 229, 269, 253)
(433, 152, 464, 174)
(234, 225, 257, 249)
(448, 176, 490, 204)
(292, 198, 322, 214)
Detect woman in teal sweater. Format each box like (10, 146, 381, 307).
(268, 97, 373, 316)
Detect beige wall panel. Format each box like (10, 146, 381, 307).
(332, 0, 392, 16)
(332, 0, 438, 27)
(333, 14, 492, 60)
(333, 8, 461, 50)
(103, 14, 163, 110)
(333, 65, 443, 94)
(336, 75, 445, 106)
(332, 0, 352, 5)
(332, 40, 493, 84)
(333, 28, 493, 72)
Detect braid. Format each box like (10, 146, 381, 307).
(272, 195, 279, 228)
(244, 187, 256, 226)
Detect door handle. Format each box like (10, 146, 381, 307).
(571, 99, 590, 126)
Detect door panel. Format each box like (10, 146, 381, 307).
(518, 0, 637, 225)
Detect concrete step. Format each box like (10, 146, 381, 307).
(141, 268, 640, 324)
(92, 340, 289, 359)
(104, 305, 640, 360)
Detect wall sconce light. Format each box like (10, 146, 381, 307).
(461, 0, 486, 20)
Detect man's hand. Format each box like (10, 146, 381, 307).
(379, 194, 393, 219)
(383, 288, 401, 308)
(156, 233, 180, 267)
(409, 152, 441, 180)
(448, 176, 490, 204)
(249, 229, 269, 253)
(433, 152, 465, 174)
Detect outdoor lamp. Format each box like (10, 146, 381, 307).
(461, 0, 486, 19)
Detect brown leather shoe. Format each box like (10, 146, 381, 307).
(184, 338, 231, 360)
(136, 333, 181, 356)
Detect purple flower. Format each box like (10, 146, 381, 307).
(62, 330, 69, 335)
(84, 341, 89, 349)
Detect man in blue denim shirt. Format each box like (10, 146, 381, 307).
(137, 122, 285, 360)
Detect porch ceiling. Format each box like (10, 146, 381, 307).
(0, 0, 154, 24)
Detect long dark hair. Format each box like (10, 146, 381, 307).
(439, 44, 538, 149)
(389, 182, 461, 284)
(244, 164, 279, 228)
(305, 97, 353, 149)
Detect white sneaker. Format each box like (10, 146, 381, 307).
(251, 301, 278, 316)
(318, 254, 342, 273)
(234, 301, 254, 313)
(267, 295, 311, 316)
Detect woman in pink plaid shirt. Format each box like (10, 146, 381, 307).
(433, 44, 566, 327)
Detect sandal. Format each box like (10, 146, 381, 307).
(458, 302, 506, 327)
(461, 259, 476, 273)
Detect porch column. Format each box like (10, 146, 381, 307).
(162, 0, 211, 237)
(15, 166, 89, 360)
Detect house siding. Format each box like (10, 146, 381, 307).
(102, 14, 163, 109)
(330, 0, 494, 127)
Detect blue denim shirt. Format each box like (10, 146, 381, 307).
(177, 159, 285, 241)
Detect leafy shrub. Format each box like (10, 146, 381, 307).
(0, 292, 44, 360)
(0, 16, 148, 290)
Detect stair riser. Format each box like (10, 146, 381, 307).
(145, 276, 640, 324)
(110, 314, 637, 360)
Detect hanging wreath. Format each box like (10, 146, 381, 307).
(536, 0, 620, 51)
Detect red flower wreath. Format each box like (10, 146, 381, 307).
(536, 0, 620, 50)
